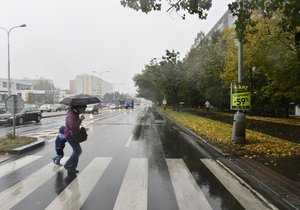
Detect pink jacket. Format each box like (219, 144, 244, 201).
(64, 109, 82, 138)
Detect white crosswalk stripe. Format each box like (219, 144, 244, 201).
(201, 159, 278, 210)
(0, 162, 61, 210)
(0, 155, 42, 179)
(0, 155, 273, 210)
(113, 158, 148, 210)
(166, 158, 213, 210)
(45, 157, 112, 210)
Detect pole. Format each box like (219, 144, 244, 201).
(238, 41, 243, 83)
(7, 33, 11, 96)
(232, 40, 246, 144)
(0, 24, 27, 97)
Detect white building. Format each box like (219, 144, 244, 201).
(0, 78, 33, 102)
(75, 74, 113, 98)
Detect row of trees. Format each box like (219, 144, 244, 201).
(132, 4, 300, 117)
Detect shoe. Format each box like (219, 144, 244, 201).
(53, 159, 61, 166)
(66, 168, 79, 174)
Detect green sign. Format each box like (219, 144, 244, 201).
(230, 83, 251, 110)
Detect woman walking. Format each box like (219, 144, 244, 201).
(64, 105, 86, 175)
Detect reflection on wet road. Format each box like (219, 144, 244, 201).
(0, 104, 275, 209)
(151, 110, 244, 210)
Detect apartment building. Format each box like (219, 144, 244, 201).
(75, 74, 113, 98)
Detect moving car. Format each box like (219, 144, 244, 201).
(124, 99, 134, 109)
(0, 106, 42, 125)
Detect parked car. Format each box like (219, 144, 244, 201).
(0, 106, 42, 125)
(85, 103, 99, 114)
(0, 105, 7, 114)
(39, 104, 51, 113)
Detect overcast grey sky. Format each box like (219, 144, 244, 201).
(0, 0, 233, 94)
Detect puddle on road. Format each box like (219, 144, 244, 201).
(155, 114, 244, 210)
(132, 125, 143, 141)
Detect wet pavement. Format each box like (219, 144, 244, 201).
(157, 108, 300, 209)
(1, 105, 299, 209)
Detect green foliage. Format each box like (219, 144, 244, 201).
(229, 0, 300, 44)
(120, 0, 212, 19)
(133, 50, 186, 110)
(131, 2, 300, 117)
(6, 131, 17, 140)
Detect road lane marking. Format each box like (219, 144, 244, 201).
(0, 162, 61, 209)
(166, 158, 213, 210)
(201, 159, 278, 210)
(45, 157, 112, 210)
(0, 155, 42, 179)
(113, 158, 148, 210)
(125, 134, 133, 147)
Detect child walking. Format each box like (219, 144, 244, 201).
(52, 126, 66, 165)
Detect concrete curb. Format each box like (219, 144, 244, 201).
(9, 138, 46, 154)
(156, 108, 229, 158)
(42, 112, 66, 118)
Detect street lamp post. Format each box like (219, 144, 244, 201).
(0, 24, 27, 96)
(92, 70, 109, 98)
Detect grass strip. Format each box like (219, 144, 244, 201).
(0, 136, 37, 152)
(163, 109, 300, 158)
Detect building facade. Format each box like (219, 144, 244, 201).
(0, 77, 59, 105)
(75, 74, 113, 98)
(206, 9, 235, 38)
(0, 78, 33, 102)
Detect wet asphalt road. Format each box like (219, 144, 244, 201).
(0, 104, 272, 209)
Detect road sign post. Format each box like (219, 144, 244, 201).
(230, 83, 251, 144)
(5, 95, 24, 137)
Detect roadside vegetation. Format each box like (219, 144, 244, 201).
(162, 108, 300, 159)
(132, 2, 300, 118)
(0, 132, 37, 153)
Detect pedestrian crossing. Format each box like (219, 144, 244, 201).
(46, 157, 112, 210)
(166, 159, 212, 210)
(0, 155, 275, 210)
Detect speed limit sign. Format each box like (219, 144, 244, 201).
(230, 83, 251, 110)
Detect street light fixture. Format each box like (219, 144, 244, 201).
(0, 24, 27, 96)
(92, 70, 109, 98)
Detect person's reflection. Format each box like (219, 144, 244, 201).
(54, 170, 67, 195)
(68, 178, 81, 209)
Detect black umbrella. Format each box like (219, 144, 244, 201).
(60, 94, 101, 107)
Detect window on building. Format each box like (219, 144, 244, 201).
(16, 83, 32, 90)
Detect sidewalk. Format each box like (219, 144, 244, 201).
(158, 109, 300, 210)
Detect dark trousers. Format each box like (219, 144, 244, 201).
(64, 137, 82, 171)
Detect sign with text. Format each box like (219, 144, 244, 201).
(230, 83, 251, 110)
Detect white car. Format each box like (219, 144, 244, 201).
(109, 104, 116, 109)
(39, 104, 51, 112)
